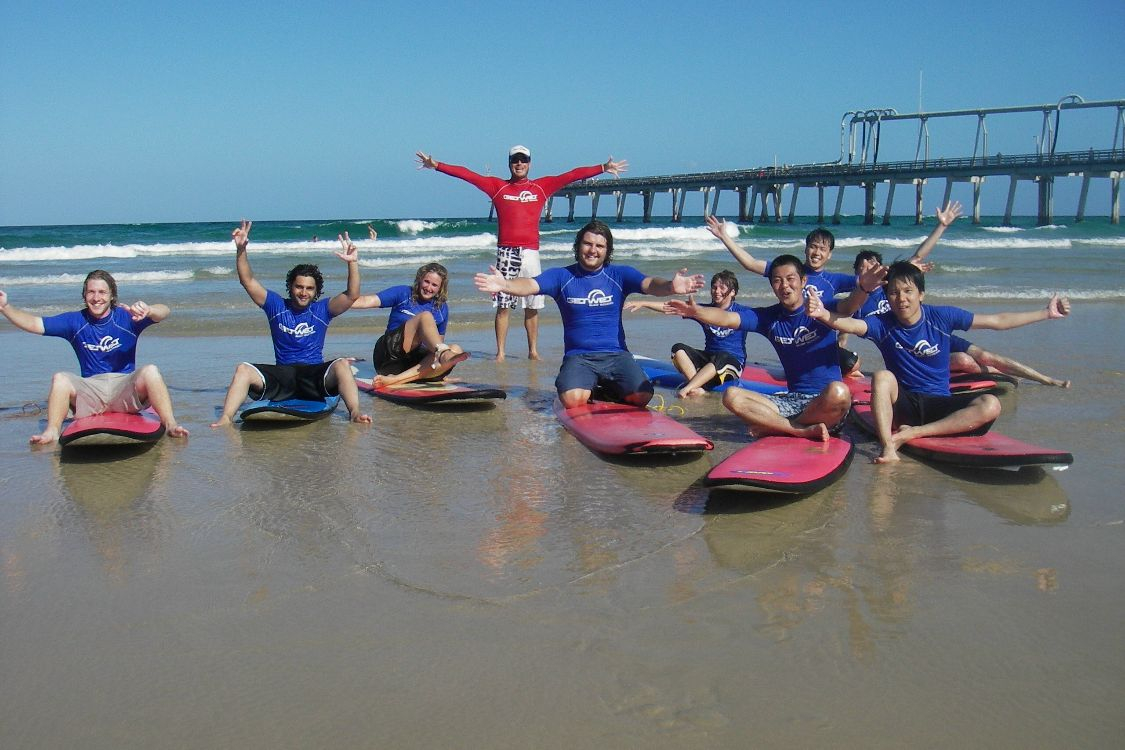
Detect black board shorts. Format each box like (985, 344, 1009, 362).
(670, 343, 742, 387)
(373, 327, 426, 376)
(251, 361, 336, 402)
(895, 389, 994, 436)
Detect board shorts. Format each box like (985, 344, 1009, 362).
(372, 326, 428, 375)
(555, 352, 653, 404)
(894, 389, 994, 436)
(247, 360, 340, 402)
(494, 245, 546, 311)
(764, 390, 848, 435)
(61, 371, 147, 419)
(670, 343, 742, 388)
(837, 346, 860, 374)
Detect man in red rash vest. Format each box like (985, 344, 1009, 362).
(416, 146, 627, 361)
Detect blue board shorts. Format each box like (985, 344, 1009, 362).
(555, 352, 653, 404)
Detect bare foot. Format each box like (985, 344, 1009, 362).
(167, 423, 190, 438)
(435, 350, 470, 370)
(794, 423, 830, 442)
(29, 428, 60, 445)
(677, 387, 705, 399)
(494, 352, 505, 362)
(210, 416, 233, 429)
(1054, 379, 1071, 388)
(528, 351, 541, 361)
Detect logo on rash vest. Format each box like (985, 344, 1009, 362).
(909, 339, 940, 357)
(708, 325, 733, 338)
(566, 290, 614, 307)
(774, 326, 819, 347)
(83, 335, 122, 353)
(279, 322, 317, 338)
(502, 191, 539, 204)
(865, 298, 891, 317)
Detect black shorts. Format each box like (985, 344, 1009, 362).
(895, 389, 994, 436)
(251, 361, 337, 402)
(670, 343, 742, 387)
(373, 326, 426, 375)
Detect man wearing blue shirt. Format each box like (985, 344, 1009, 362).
(475, 220, 704, 408)
(0, 271, 188, 445)
(808, 261, 1070, 462)
(210, 220, 371, 427)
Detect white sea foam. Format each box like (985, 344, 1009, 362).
(0, 270, 193, 286)
(395, 219, 442, 234)
(982, 226, 1024, 233)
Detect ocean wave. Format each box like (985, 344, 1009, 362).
(394, 219, 442, 234)
(933, 287, 1123, 301)
(981, 226, 1024, 233)
(0, 270, 194, 286)
(935, 264, 991, 273)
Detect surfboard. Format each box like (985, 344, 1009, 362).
(635, 355, 782, 395)
(848, 401, 1072, 470)
(358, 378, 506, 405)
(238, 396, 341, 423)
(553, 398, 713, 456)
(59, 409, 166, 448)
(705, 436, 855, 493)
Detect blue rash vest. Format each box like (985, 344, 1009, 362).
(373, 285, 449, 336)
(862, 304, 975, 396)
(41, 307, 154, 377)
(261, 289, 336, 365)
(736, 304, 842, 394)
(534, 263, 647, 356)
(696, 301, 751, 366)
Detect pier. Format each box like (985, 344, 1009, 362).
(546, 97, 1125, 226)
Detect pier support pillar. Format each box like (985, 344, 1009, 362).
(1003, 176, 1018, 226)
(642, 191, 654, 223)
(1037, 176, 1054, 226)
(759, 190, 770, 223)
(882, 180, 897, 226)
(738, 188, 748, 222)
(567, 195, 576, 223)
(1076, 173, 1091, 222)
(590, 192, 600, 220)
(863, 182, 876, 225)
(1111, 173, 1120, 224)
(817, 185, 825, 224)
(488, 204, 495, 222)
(788, 184, 800, 224)
(971, 176, 983, 225)
(832, 183, 846, 225)
(914, 180, 925, 225)
(702, 187, 714, 218)
(942, 178, 954, 209)
(672, 189, 686, 223)
(545, 197, 554, 223)
(747, 188, 759, 224)
(772, 186, 783, 222)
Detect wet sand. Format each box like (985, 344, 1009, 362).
(0, 304, 1122, 748)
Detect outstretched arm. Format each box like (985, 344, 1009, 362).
(603, 156, 628, 176)
(664, 297, 741, 329)
(806, 288, 869, 335)
(233, 220, 268, 307)
(475, 266, 541, 298)
(415, 151, 438, 170)
(909, 201, 962, 265)
(328, 232, 361, 316)
(120, 300, 171, 323)
(641, 269, 705, 297)
(0, 289, 45, 334)
(835, 262, 888, 316)
(705, 215, 766, 275)
(624, 300, 667, 313)
(971, 294, 1070, 331)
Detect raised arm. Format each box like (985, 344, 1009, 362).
(664, 296, 741, 329)
(233, 220, 268, 306)
(805, 287, 870, 336)
(970, 294, 1070, 331)
(474, 266, 540, 298)
(705, 215, 766, 275)
(120, 300, 171, 323)
(327, 232, 361, 317)
(415, 151, 438, 170)
(909, 201, 962, 265)
(834, 262, 888, 316)
(0, 289, 45, 334)
(641, 268, 705, 297)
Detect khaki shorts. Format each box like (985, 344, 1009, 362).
(62, 372, 148, 418)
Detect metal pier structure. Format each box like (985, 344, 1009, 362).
(547, 97, 1125, 226)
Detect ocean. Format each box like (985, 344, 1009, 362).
(1, 214, 1123, 748)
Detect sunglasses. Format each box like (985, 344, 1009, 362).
(509, 154, 530, 164)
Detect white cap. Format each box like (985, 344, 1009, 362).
(509, 145, 531, 159)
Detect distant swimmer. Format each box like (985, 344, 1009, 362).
(210, 221, 371, 427)
(626, 270, 751, 398)
(352, 262, 469, 388)
(0, 271, 188, 445)
(475, 220, 704, 409)
(808, 261, 1071, 463)
(367, 224, 377, 240)
(417, 145, 627, 361)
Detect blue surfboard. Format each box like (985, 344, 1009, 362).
(238, 396, 341, 423)
(634, 355, 782, 395)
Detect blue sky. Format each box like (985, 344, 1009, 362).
(1, 0, 1122, 226)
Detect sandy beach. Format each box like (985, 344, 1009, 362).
(0, 300, 1121, 748)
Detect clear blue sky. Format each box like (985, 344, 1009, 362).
(2, 0, 1122, 226)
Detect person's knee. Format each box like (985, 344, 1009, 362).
(979, 394, 1002, 421)
(822, 380, 851, 409)
(559, 390, 588, 409)
(48, 371, 76, 396)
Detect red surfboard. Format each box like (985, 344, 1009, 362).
(59, 409, 165, 448)
(356, 377, 505, 405)
(705, 436, 855, 493)
(553, 399, 713, 456)
(849, 402, 1072, 469)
